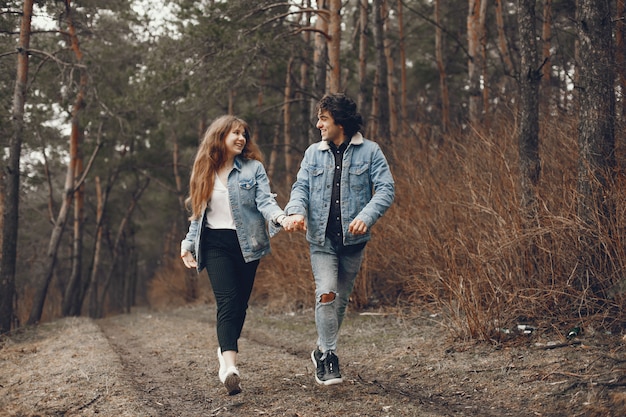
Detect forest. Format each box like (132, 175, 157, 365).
(0, 0, 624, 342)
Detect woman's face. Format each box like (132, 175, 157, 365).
(224, 124, 247, 159)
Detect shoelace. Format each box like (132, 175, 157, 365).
(327, 355, 337, 372)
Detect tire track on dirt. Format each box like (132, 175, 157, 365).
(241, 324, 519, 417)
(98, 310, 219, 416)
(97, 306, 534, 416)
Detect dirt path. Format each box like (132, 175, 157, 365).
(1, 304, 625, 416)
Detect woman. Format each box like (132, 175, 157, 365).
(180, 115, 286, 395)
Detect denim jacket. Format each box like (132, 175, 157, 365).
(181, 157, 285, 270)
(285, 133, 395, 246)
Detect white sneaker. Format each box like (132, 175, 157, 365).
(217, 348, 227, 383)
(217, 348, 241, 395)
(223, 366, 241, 395)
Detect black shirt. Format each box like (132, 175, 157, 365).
(326, 140, 347, 244)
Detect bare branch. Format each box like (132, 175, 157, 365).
(73, 140, 103, 193)
(28, 48, 84, 67)
(244, 6, 329, 36)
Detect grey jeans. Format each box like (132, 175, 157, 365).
(309, 237, 366, 354)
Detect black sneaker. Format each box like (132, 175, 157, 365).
(322, 351, 343, 385)
(311, 349, 325, 385)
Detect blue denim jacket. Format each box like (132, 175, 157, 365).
(285, 133, 395, 246)
(181, 157, 284, 270)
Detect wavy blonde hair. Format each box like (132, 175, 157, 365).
(186, 115, 263, 220)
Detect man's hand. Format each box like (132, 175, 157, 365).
(349, 219, 368, 235)
(283, 214, 306, 232)
(181, 251, 197, 269)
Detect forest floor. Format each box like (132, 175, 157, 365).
(1, 303, 625, 417)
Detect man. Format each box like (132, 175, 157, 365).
(283, 93, 395, 385)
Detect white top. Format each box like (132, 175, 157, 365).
(205, 174, 236, 230)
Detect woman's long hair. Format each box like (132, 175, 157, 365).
(186, 115, 263, 220)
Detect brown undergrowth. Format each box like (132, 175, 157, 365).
(144, 111, 626, 346)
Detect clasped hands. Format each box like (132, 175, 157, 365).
(281, 214, 306, 232)
(280, 214, 368, 235)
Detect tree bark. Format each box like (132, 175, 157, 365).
(28, 0, 87, 325)
(382, 0, 398, 137)
(467, 0, 482, 124)
(541, 0, 552, 86)
(327, 0, 341, 93)
(479, 0, 489, 123)
(61, 134, 85, 317)
(1, 0, 33, 334)
(357, 0, 369, 115)
(299, 0, 312, 147)
(495, 0, 515, 76)
(397, 0, 408, 136)
(435, 0, 450, 132)
(616, 0, 626, 116)
(311, 0, 328, 140)
(283, 56, 294, 186)
(575, 0, 615, 294)
(372, 0, 391, 150)
(86, 176, 105, 318)
(517, 0, 541, 221)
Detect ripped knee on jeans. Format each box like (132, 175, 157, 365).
(319, 292, 336, 303)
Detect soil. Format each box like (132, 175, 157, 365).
(1, 303, 625, 417)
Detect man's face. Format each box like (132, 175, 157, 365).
(316, 110, 344, 145)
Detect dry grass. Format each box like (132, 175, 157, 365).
(147, 111, 626, 342)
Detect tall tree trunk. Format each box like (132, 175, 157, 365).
(435, 0, 450, 132)
(397, 0, 408, 136)
(123, 237, 137, 313)
(495, 0, 515, 102)
(616, 0, 626, 117)
(253, 63, 266, 149)
(1, 0, 33, 334)
(327, 0, 341, 92)
(283, 56, 294, 186)
(357, 0, 369, 116)
(467, 0, 482, 124)
(575, 0, 615, 294)
(62, 138, 85, 317)
(479, 0, 489, 124)
(172, 131, 197, 302)
(268, 123, 281, 179)
(372, 0, 391, 150)
(28, 0, 87, 325)
(382, 0, 398, 137)
(299, 0, 312, 147)
(541, 0, 552, 86)
(86, 176, 105, 317)
(541, 0, 554, 112)
(311, 0, 328, 140)
(495, 0, 515, 76)
(368, 71, 379, 139)
(517, 0, 541, 221)
(228, 89, 235, 114)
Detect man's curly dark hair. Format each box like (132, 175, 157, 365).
(315, 93, 364, 139)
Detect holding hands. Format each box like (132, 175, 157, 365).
(279, 215, 367, 235)
(281, 214, 306, 232)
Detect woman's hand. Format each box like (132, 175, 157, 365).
(181, 250, 197, 269)
(282, 214, 306, 232)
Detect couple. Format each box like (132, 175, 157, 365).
(180, 93, 395, 395)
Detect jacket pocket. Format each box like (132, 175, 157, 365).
(238, 178, 257, 206)
(308, 165, 325, 192)
(348, 162, 370, 191)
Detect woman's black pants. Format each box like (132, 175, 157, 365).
(201, 228, 259, 352)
